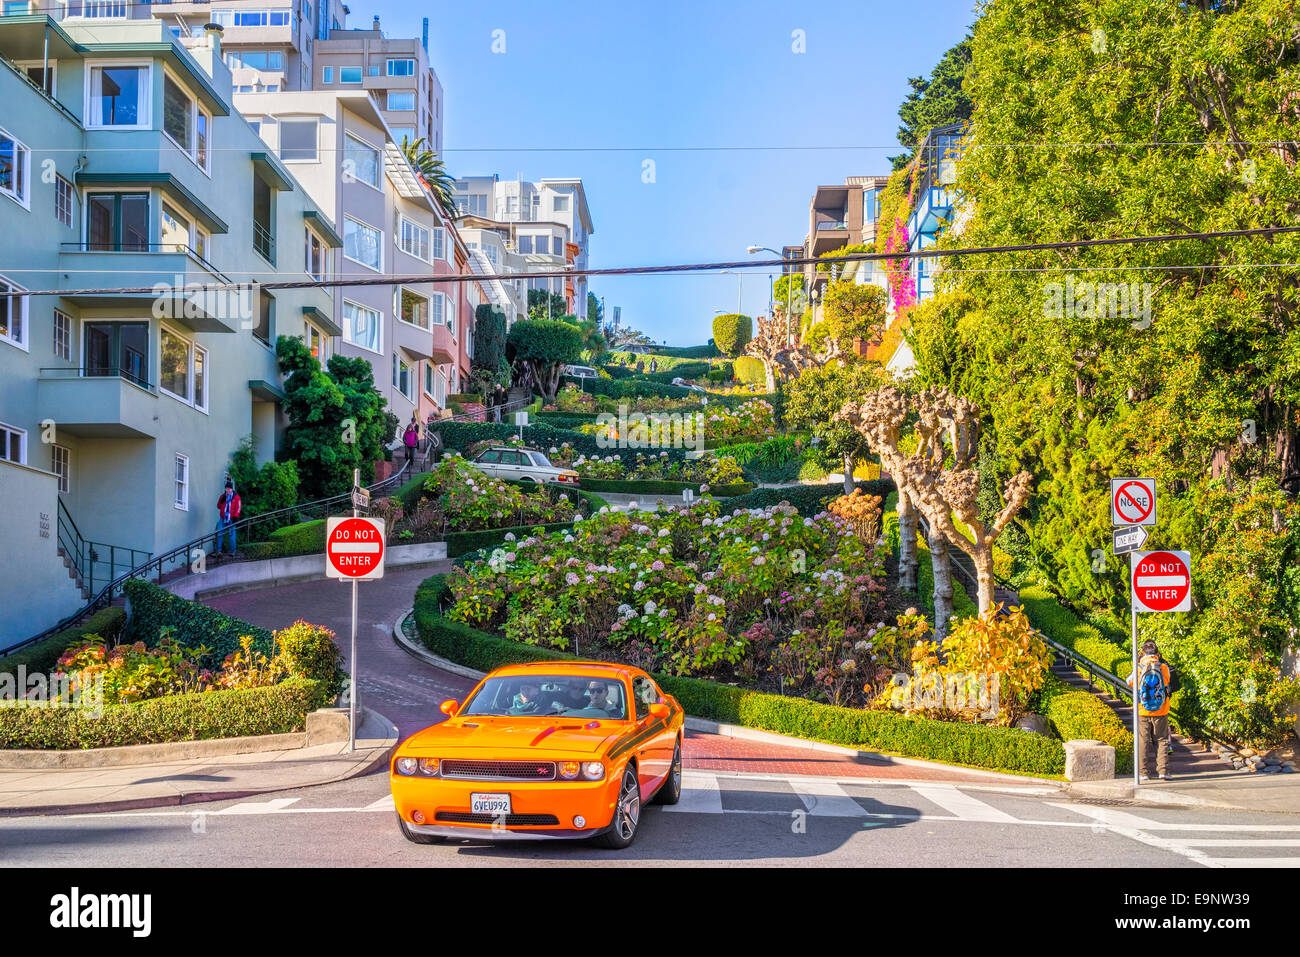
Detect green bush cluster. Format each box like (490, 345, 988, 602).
(413, 576, 1064, 776)
(1017, 584, 1130, 679)
(0, 607, 127, 678)
(575, 478, 753, 497)
(239, 519, 327, 561)
(560, 376, 696, 401)
(733, 356, 767, 386)
(712, 314, 753, 358)
(123, 579, 273, 667)
(532, 412, 601, 430)
(431, 421, 695, 465)
(723, 478, 895, 517)
(1036, 673, 1134, 773)
(445, 522, 577, 558)
(0, 678, 326, 750)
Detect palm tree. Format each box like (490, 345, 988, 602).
(400, 136, 457, 218)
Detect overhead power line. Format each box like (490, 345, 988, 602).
(4, 224, 1300, 299)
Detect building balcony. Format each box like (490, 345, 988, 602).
(57, 245, 242, 334)
(36, 369, 158, 439)
(394, 320, 455, 364)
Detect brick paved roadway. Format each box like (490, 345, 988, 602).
(205, 567, 1005, 783)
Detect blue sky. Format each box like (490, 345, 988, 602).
(372, 0, 977, 345)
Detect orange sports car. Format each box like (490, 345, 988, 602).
(390, 661, 685, 848)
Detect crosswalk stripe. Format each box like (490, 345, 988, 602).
(1160, 839, 1300, 848)
(908, 784, 1019, 823)
(792, 779, 869, 817)
(663, 772, 723, 814)
(365, 795, 395, 811)
(1048, 802, 1217, 867)
(217, 798, 300, 815)
(1201, 858, 1300, 868)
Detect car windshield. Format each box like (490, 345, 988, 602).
(461, 675, 628, 720)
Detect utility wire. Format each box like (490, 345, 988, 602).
(4, 224, 1300, 299)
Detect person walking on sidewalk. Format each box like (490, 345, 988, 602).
(1126, 640, 1173, 781)
(216, 478, 241, 555)
(402, 417, 419, 469)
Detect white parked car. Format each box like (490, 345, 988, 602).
(564, 364, 599, 379)
(471, 447, 580, 487)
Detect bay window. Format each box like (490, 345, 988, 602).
(0, 126, 30, 207)
(87, 64, 149, 128)
(83, 321, 148, 387)
(0, 275, 27, 350)
(159, 326, 208, 412)
(343, 132, 380, 188)
(398, 217, 429, 261)
(305, 227, 329, 281)
(398, 288, 429, 328)
(87, 192, 149, 252)
(163, 73, 211, 169)
(344, 216, 381, 271)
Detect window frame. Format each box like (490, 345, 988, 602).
(84, 61, 152, 131)
(84, 189, 151, 252)
(343, 131, 381, 190)
(386, 90, 415, 112)
(277, 115, 320, 163)
(158, 323, 209, 413)
(392, 352, 413, 401)
(54, 174, 74, 227)
(305, 322, 331, 363)
(173, 452, 189, 511)
(0, 421, 27, 466)
(342, 299, 382, 355)
(397, 216, 430, 262)
(52, 443, 70, 494)
(15, 59, 55, 96)
(322, 65, 333, 84)
(53, 308, 72, 361)
(0, 124, 31, 209)
(386, 58, 416, 77)
(0, 274, 29, 352)
(305, 226, 330, 282)
(396, 286, 430, 330)
(343, 215, 382, 272)
(339, 65, 362, 84)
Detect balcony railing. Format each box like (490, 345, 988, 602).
(40, 365, 156, 393)
(60, 242, 230, 281)
(253, 220, 275, 264)
(816, 221, 848, 231)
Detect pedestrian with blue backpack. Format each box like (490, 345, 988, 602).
(1126, 640, 1173, 781)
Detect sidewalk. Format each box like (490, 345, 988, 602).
(1069, 767, 1300, 813)
(0, 708, 398, 817)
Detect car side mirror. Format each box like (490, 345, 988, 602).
(440, 699, 460, 716)
(648, 703, 670, 720)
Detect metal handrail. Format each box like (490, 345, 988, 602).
(39, 366, 156, 392)
(9, 459, 415, 654)
(912, 513, 1133, 702)
(253, 220, 275, 264)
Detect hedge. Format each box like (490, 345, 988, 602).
(394, 470, 434, 511)
(412, 575, 1065, 776)
(1017, 583, 1130, 679)
(533, 412, 602, 430)
(734, 356, 767, 386)
(559, 376, 697, 401)
(577, 478, 754, 497)
(0, 607, 127, 678)
(430, 421, 694, 465)
(722, 478, 896, 517)
(445, 522, 577, 559)
(239, 519, 327, 562)
(123, 578, 273, 666)
(1037, 673, 1134, 773)
(0, 677, 327, 750)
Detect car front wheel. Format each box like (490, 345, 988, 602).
(597, 766, 642, 849)
(652, 741, 682, 805)
(398, 815, 444, 845)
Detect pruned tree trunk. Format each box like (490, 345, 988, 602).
(842, 454, 855, 494)
(929, 529, 955, 642)
(896, 489, 918, 592)
(972, 546, 996, 616)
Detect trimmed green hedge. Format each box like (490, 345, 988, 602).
(413, 575, 1065, 776)
(0, 677, 326, 750)
(1018, 584, 1130, 679)
(533, 412, 602, 430)
(0, 607, 127, 678)
(431, 421, 694, 465)
(723, 478, 896, 517)
(560, 376, 696, 400)
(577, 478, 754, 497)
(394, 470, 434, 511)
(123, 578, 273, 666)
(238, 518, 327, 561)
(734, 356, 767, 386)
(1038, 673, 1134, 773)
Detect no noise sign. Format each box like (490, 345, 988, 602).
(1130, 550, 1191, 613)
(1110, 477, 1157, 527)
(326, 516, 386, 580)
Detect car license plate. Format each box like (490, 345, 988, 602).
(471, 793, 512, 815)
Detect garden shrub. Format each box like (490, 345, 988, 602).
(1037, 673, 1133, 773)
(0, 607, 127, 678)
(269, 519, 327, 557)
(712, 313, 753, 357)
(733, 356, 767, 386)
(123, 579, 273, 667)
(273, 620, 346, 701)
(724, 479, 895, 516)
(1017, 584, 1129, 678)
(0, 678, 326, 749)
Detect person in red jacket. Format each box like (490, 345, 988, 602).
(216, 478, 241, 555)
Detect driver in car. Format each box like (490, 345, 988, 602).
(510, 681, 544, 714)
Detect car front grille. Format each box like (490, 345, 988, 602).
(438, 759, 557, 781)
(435, 811, 561, 827)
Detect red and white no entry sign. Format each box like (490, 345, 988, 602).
(1130, 550, 1191, 613)
(326, 516, 386, 580)
(1110, 477, 1157, 527)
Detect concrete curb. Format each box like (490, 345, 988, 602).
(390, 605, 1065, 787)
(392, 609, 488, 682)
(0, 707, 400, 818)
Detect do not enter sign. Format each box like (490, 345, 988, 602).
(1130, 550, 1191, 613)
(326, 516, 386, 580)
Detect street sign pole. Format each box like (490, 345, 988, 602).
(1131, 567, 1139, 788)
(1128, 548, 1192, 788)
(350, 468, 359, 754)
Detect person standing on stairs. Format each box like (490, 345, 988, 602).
(1126, 640, 1173, 781)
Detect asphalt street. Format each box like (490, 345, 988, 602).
(3, 770, 1298, 867)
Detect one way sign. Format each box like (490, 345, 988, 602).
(1112, 525, 1148, 555)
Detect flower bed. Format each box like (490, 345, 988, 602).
(569, 451, 744, 487)
(425, 454, 582, 532)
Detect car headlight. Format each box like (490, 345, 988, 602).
(395, 757, 418, 776)
(418, 758, 439, 777)
(559, 761, 580, 780)
(581, 761, 605, 781)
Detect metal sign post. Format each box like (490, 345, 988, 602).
(1128, 548, 1192, 787)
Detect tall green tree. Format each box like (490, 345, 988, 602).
(527, 288, 569, 321)
(401, 136, 457, 217)
(472, 303, 510, 389)
(587, 292, 603, 323)
(508, 319, 584, 401)
(786, 361, 885, 494)
(889, 36, 974, 170)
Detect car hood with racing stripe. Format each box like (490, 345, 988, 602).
(400, 717, 626, 756)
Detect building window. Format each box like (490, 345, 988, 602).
(4, 2, 33, 16)
(16, 60, 54, 96)
(253, 174, 275, 263)
(0, 126, 30, 208)
(159, 326, 208, 411)
(387, 91, 415, 112)
(343, 300, 381, 353)
(52, 444, 70, 493)
(174, 453, 189, 510)
(305, 228, 329, 281)
(483, 244, 497, 264)
(0, 275, 28, 350)
(398, 217, 429, 261)
(322, 66, 333, 84)
(84, 321, 147, 385)
(254, 289, 274, 347)
(339, 65, 361, 84)
(344, 216, 381, 271)
(398, 288, 428, 328)
(305, 323, 330, 362)
(86, 192, 149, 252)
(423, 361, 434, 398)
(87, 63, 149, 128)
(429, 291, 445, 328)
(552, 236, 563, 255)
(553, 195, 569, 212)
(343, 132, 380, 188)
(392, 353, 412, 400)
(387, 58, 415, 77)
(63, 0, 127, 18)
(212, 8, 292, 27)
(53, 309, 71, 360)
(367, 65, 380, 77)
(55, 176, 73, 227)
(0, 422, 25, 465)
(278, 117, 318, 161)
(161, 203, 192, 253)
(227, 50, 284, 71)
(517, 235, 532, 254)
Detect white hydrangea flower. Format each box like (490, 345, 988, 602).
(644, 600, 657, 614)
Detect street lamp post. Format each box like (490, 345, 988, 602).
(748, 245, 788, 345)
